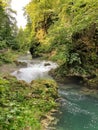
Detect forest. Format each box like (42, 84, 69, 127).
(0, 0, 98, 130)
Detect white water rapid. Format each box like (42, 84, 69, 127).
(11, 55, 58, 83)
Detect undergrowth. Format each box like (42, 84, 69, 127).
(0, 76, 58, 130)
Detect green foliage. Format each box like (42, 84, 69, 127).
(0, 52, 12, 65)
(68, 53, 81, 65)
(70, 0, 98, 32)
(0, 76, 58, 130)
(0, 41, 7, 49)
(25, 0, 56, 32)
(15, 27, 32, 51)
(0, 50, 19, 65)
(0, 0, 18, 50)
(0, 1, 23, 65)
(25, 0, 98, 78)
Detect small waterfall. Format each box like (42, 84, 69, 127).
(11, 59, 58, 83)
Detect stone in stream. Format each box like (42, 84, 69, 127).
(44, 63, 51, 66)
(14, 60, 27, 67)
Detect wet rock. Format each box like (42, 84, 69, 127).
(55, 98, 63, 103)
(80, 87, 98, 98)
(86, 77, 98, 89)
(44, 63, 51, 66)
(17, 70, 21, 74)
(14, 60, 27, 67)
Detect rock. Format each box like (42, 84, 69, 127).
(17, 70, 21, 74)
(14, 60, 27, 67)
(41, 109, 58, 130)
(86, 77, 98, 89)
(55, 98, 62, 103)
(44, 63, 51, 66)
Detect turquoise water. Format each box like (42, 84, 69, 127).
(55, 84, 98, 130)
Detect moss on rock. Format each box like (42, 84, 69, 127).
(86, 77, 98, 89)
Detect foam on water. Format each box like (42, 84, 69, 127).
(11, 60, 58, 82)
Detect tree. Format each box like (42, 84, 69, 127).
(0, 0, 18, 50)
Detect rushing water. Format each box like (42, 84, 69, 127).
(11, 55, 58, 82)
(11, 54, 98, 130)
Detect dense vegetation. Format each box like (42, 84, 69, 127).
(25, 0, 98, 87)
(0, 0, 98, 129)
(0, 76, 58, 129)
(0, 0, 30, 65)
(0, 0, 98, 75)
(0, 0, 18, 50)
(0, 0, 18, 65)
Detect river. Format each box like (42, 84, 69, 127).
(11, 54, 98, 130)
(55, 84, 98, 130)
